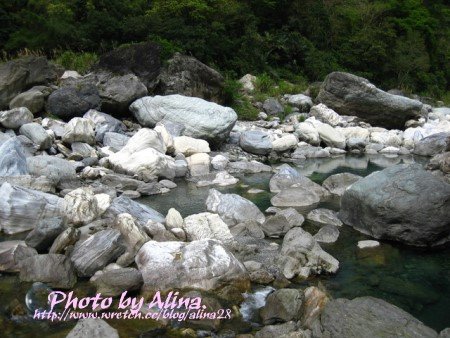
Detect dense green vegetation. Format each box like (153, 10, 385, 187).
(1, 0, 449, 98)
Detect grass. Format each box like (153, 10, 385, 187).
(223, 78, 259, 120)
(54, 51, 98, 75)
(441, 92, 450, 106)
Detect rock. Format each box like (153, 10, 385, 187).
(307, 118, 346, 149)
(231, 221, 265, 240)
(0, 183, 62, 234)
(357, 240, 380, 249)
(0, 56, 60, 109)
(0, 107, 33, 129)
(322, 172, 362, 196)
(413, 132, 450, 156)
(61, 70, 81, 79)
(9, 88, 45, 113)
(260, 289, 303, 324)
(49, 227, 80, 254)
(156, 53, 225, 104)
(272, 134, 298, 152)
(239, 130, 273, 155)
(135, 239, 248, 291)
(340, 163, 450, 247)
(262, 208, 305, 238)
(130, 95, 237, 145)
(196, 171, 239, 187)
(206, 189, 265, 226)
(183, 212, 233, 243)
(428, 152, 450, 174)
(104, 195, 165, 225)
(186, 153, 210, 176)
(99, 132, 127, 152)
(286, 94, 313, 112)
(313, 225, 340, 243)
(47, 84, 101, 119)
(174, 136, 210, 156)
(19, 123, 52, 150)
(114, 213, 149, 255)
(63, 187, 109, 226)
(317, 72, 424, 129)
(294, 122, 320, 146)
(271, 188, 321, 208)
(255, 322, 298, 338)
(370, 129, 403, 147)
(0, 241, 37, 272)
(227, 160, 272, 174)
(96, 72, 148, 115)
(211, 154, 229, 171)
(19, 254, 76, 289)
(154, 124, 174, 153)
(27, 155, 76, 184)
(0, 137, 28, 176)
(70, 229, 125, 277)
(90, 266, 143, 296)
(42, 118, 66, 138)
(278, 227, 339, 279)
(0, 175, 55, 193)
(83, 109, 126, 142)
(292, 143, 330, 159)
(25, 217, 66, 251)
(320, 297, 438, 338)
(301, 286, 329, 330)
(66, 318, 119, 338)
(306, 209, 342, 227)
(239, 74, 256, 93)
(263, 98, 284, 116)
(165, 208, 183, 229)
(309, 104, 343, 126)
(62, 118, 95, 145)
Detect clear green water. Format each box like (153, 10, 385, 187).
(1, 154, 448, 336)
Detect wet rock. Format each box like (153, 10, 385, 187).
(0, 137, 28, 176)
(271, 188, 320, 208)
(135, 239, 249, 292)
(66, 318, 119, 338)
(63, 187, 110, 226)
(340, 163, 450, 247)
(413, 132, 450, 156)
(0, 241, 37, 272)
(0, 107, 33, 129)
(320, 297, 438, 338)
(183, 212, 233, 243)
(262, 208, 305, 238)
(70, 229, 125, 277)
(90, 266, 143, 296)
(260, 289, 303, 324)
(130, 94, 237, 145)
(227, 160, 272, 174)
(206, 189, 265, 226)
(306, 209, 342, 227)
(0, 182, 62, 234)
(239, 130, 273, 155)
(62, 117, 96, 145)
(313, 225, 340, 243)
(19, 254, 76, 289)
(19, 123, 52, 150)
(321, 172, 362, 196)
(25, 217, 66, 251)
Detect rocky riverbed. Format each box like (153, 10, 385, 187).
(0, 44, 449, 338)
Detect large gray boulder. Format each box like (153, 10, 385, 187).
(413, 132, 450, 156)
(0, 137, 28, 176)
(260, 289, 303, 325)
(9, 88, 45, 113)
(317, 72, 424, 129)
(156, 53, 225, 104)
(19, 122, 52, 150)
(206, 188, 265, 226)
(130, 95, 237, 145)
(27, 155, 76, 184)
(0, 107, 33, 129)
(135, 239, 249, 291)
(0, 182, 62, 234)
(0, 56, 60, 109)
(239, 130, 273, 155)
(319, 297, 438, 338)
(262, 208, 305, 238)
(46, 84, 101, 119)
(340, 163, 450, 247)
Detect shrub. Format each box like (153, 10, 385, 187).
(55, 51, 98, 75)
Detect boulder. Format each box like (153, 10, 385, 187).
(42, 118, 66, 138)
(211, 154, 229, 171)
(83, 109, 126, 142)
(294, 122, 320, 146)
(135, 239, 248, 291)
(292, 143, 330, 159)
(260, 289, 303, 325)
(272, 134, 298, 152)
(307, 118, 346, 149)
(313, 225, 340, 243)
(63, 187, 110, 226)
(301, 286, 329, 330)
(186, 153, 210, 176)
(156, 53, 225, 103)
(103, 132, 130, 152)
(413, 132, 450, 156)
(271, 188, 321, 208)
(66, 319, 119, 338)
(370, 129, 403, 147)
(9, 88, 45, 113)
(0, 56, 60, 109)
(0, 183, 62, 234)
(340, 163, 450, 247)
(27, 155, 76, 184)
(239, 74, 256, 93)
(90, 266, 143, 296)
(0, 137, 28, 176)
(286, 94, 313, 112)
(62, 117, 96, 145)
(239, 130, 273, 155)
(19, 123, 52, 150)
(263, 98, 284, 116)
(19, 254, 76, 289)
(317, 72, 424, 129)
(0, 241, 37, 272)
(262, 208, 305, 238)
(206, 189, 265, 226)
(130, 94, 237, 145)
(428, 152, 450, 174)
(46, 84, 101, 119)
(25, 217, 66, 251)
(104, 195, 165, 225)
(322, 173, 362, 196)
(0, 107, 33, 129)
(173, 136, 210, 156)
(49, 227, 80, 254)
(306, 209, 343, 227)
(319, 297, 438, 338)
(310, 104, 343, 126)
(113, 213, 149, 255)
(70, 229, 125, 277)
(183, 212, 233, 243)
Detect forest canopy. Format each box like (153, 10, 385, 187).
(1, 0, 449, 97)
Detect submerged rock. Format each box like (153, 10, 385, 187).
(321, 172, 362, 196)
(306, 208, 342, 227)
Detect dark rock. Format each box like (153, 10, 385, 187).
(262, 208, 305, 238)
(83, 109, 126, 142)
(260, 289, 303, 325)
(340, 163, 450, 247)
(263, 98, 284, 116)
(25, 217, 66, 251)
